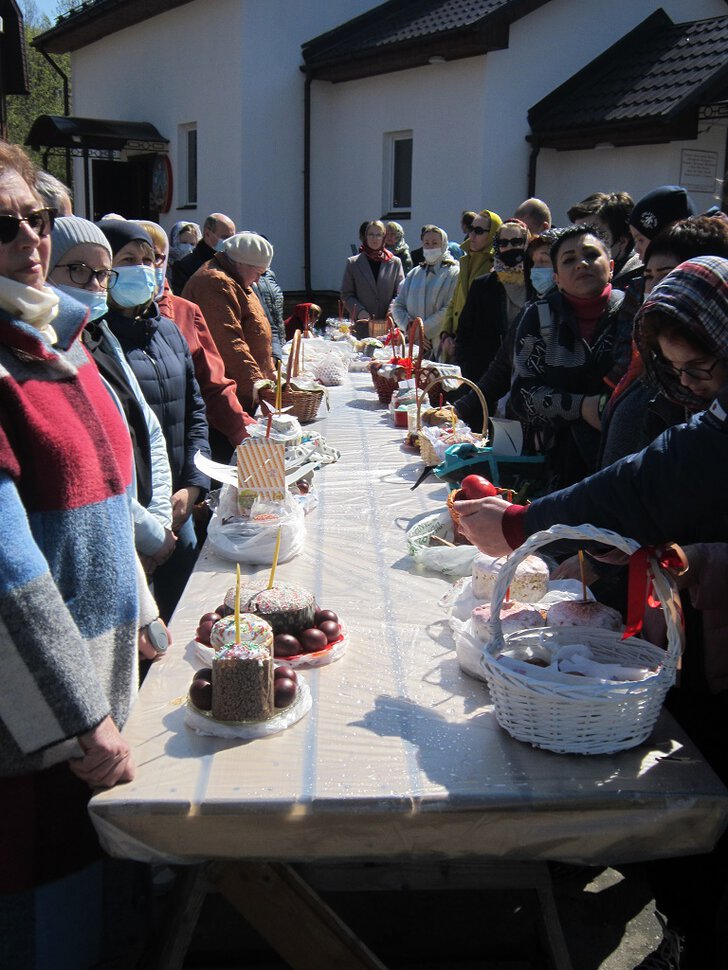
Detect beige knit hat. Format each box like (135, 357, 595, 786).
(223, 232, 273, 269)
(49, 216, 112, 274)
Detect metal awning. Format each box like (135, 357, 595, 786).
(26, 114, 169, 153)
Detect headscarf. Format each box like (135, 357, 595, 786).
(463, 208, 503, 279)
(492, 219, 530, 284)
(635, 255, 728, 410)
(168, 220, 201, 264)
(419, 225, 456, 269)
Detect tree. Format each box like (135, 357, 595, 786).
(6, 0, 72, 182)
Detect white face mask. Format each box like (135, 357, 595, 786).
(422, 248, 442, 265)
(53, 283, 108, 322)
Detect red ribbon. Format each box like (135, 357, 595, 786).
(623, 545, 686, 640)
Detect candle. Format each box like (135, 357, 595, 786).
(267, 526, 283, 589)
(235, 563, 241, 645)
(275, 360, 282, 413)
(578, 549, 587, 603)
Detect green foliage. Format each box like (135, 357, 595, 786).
(6, 0, 72, 181)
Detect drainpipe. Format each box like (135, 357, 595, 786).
(527, 137, 540, 198)
(39, 48, 72, 187)
(303, 68, 312, 295)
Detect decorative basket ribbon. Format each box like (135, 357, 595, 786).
(624, 543, 688, 639)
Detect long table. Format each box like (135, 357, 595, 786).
(90, 372, 728, 967)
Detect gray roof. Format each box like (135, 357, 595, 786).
(302, 0, 550, 81)
(529, 10, 728, 149)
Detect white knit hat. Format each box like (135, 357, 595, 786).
(49, 216, 112, 274)
(223, 231, 273, 269)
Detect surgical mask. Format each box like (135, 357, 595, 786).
(54, 283, 108, 322)
(154, 266, 166, 297)
(530, 267, 554, 296)
(110, 265, 156, 308)
(169, 242, 193, 262)
(214, 237, 228, 253)
(422, 248, 442, 265)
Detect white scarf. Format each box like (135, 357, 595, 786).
(0, 276, 60, 343)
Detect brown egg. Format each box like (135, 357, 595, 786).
(189, 678, 213, 711)
(274, 677, 297, 708)
(319, 620, 341, 643)
(299, 627, 328, 653)
(274, 664, 297, 682)
(314, 608, 338, 625)
(274, 633, 302, 658)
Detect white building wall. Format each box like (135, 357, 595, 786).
(309, 0, 727, 291)
(69, 0, 374, 290)
(309, 56, 488, 292)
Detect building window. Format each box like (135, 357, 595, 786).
(178, 123, 197, 207)
(383, 131, 412, 217)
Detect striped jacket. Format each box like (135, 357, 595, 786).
(0, 293, 140, 775)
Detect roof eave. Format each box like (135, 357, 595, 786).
(528, 113, 699, 151)
(32, 0, 194, 55)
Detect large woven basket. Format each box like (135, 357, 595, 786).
(481, 524, 683, 755)
(259, 330, 325, 424)
(370, 317, 421, 405)
(416, 375, 488, 467)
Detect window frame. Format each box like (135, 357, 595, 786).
(177, 122, 198, 209)
(382, 130, 412, 219)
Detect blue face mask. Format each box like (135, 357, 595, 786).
(214, 237, 228, 253)
(111, 265, 157, 309)
(154, 266, 166, 297)
(54, 283, 108, 322)
(530, 266, 554, 296)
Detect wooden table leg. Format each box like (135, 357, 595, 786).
(209, 860, 388, 970)
(139, 865, 209, 970)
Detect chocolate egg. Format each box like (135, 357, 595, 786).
(314, 608, 338, 625)
(274, 664, 297, 682)
(193, 667, 212, 683)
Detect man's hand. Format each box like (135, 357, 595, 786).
(171, 487, 201, 532)
(454, 495, 514, 557)
(70, 716, 135, 789)
(138, 619, 172, 661)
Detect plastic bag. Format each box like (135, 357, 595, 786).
(311, 353, 348, 386)
(207, 486, 305, 564)
(406, 510, 479, 578)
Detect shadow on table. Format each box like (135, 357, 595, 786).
(345, 397, 386, 412)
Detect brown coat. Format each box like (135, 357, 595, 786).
(182, 255, 275, 412)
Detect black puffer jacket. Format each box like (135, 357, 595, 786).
(106, 305, 210, 493)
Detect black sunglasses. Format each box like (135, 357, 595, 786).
(469, 226, 490, 236)
(0, 208, 55, 245)
(497, 237, 527, 249)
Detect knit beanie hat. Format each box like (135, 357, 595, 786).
(629, 186, 695, 239)
(49, 215, 112, 274)
(223, 231, 273, 269)
(96, 219, 153, 256)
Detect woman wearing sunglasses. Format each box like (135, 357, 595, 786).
(454, 219, 531, 382)
(0, 143, 156, 964)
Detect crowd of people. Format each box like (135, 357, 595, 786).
(1, 130, 727, 968)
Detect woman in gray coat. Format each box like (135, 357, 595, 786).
(341, 219, 404, 336)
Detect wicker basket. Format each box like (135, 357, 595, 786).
(416, 375, 489, 467)
(259, 330, 325, 424)
(370, 318, 413, 405)
(482, 524, 683, 755)
(368, 318, 389, 339)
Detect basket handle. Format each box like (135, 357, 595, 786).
(287, 328, 302, 382)
(408, 317, 425, 372)
(387, 314, 406, 359)
(415, 374, 488, 437)
(485, 524, 682, 672)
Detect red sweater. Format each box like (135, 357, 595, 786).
(158, 282, 254, 445)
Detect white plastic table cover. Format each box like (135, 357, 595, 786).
(90, 373, 728, 867)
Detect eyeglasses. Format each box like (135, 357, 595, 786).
(469, 226, 489, 236)
(0, 208, 55, 245)
(497, 237, 526, 249)
(656, 354, 723, 382)
(154, 253, 166, 267)
(54, 262, 119, 288)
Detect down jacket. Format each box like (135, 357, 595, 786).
(106, 305, 210, 494)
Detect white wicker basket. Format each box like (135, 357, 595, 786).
(481, 524, 683, 755)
